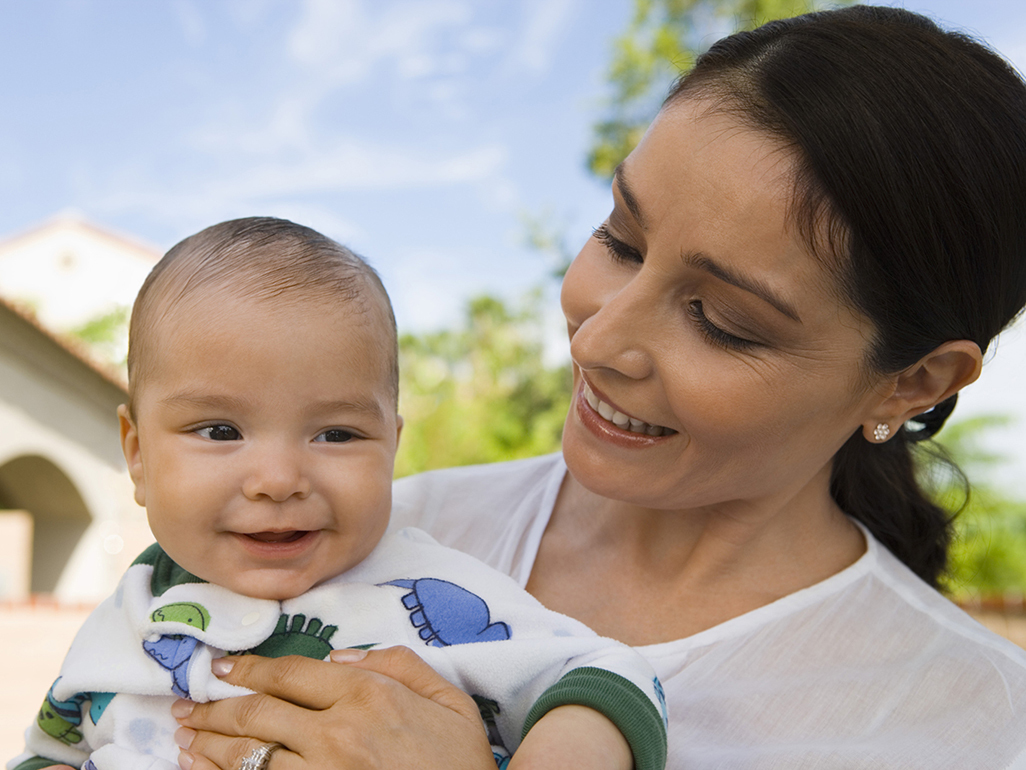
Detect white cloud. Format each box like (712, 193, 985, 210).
(287, 0, 474, 86)
(214, 140, 508, 198)
(172, 0, 207, 46)
(507, 0, 578, 74)
(89, 140, 508, 231)
(176, 0, 506, 183)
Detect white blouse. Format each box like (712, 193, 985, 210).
(391, 453, 1026, 769)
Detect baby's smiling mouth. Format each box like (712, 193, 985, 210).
(245, 531, 309, 543)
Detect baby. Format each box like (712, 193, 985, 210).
(11, 218, 666, 770)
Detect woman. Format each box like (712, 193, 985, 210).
(168, 5, 1026, 769)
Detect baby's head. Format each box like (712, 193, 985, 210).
(119, 217, 402, 601)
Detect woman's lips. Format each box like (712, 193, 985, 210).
(580, 381, 676, 437)
(574, 380, 678, 448)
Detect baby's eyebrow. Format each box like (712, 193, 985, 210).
(159, 394, 387, 422)
(309, 399, 386, 423)
(160, 392, 249, 412)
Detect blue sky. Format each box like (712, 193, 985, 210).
(2, 0, 1024, 335)
(3, 0, 1026, 483)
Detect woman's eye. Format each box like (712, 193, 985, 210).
(687, 300, 758, 352)
(315, 429, 355, 443)
(594, 224, 643, 264)
(197, 424, 241, 441)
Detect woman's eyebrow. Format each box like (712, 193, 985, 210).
(613, 162, 647, 231)
(684, 252, 803, 323)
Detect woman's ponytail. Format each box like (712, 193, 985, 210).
(830, 426, 964, 588)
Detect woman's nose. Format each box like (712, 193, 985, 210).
(561, 249, 655, 381)
(242, 442, 311, 502)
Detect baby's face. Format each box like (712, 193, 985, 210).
(119, 289, 400, 600)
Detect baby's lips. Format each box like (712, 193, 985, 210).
(246, 530, 306, 543)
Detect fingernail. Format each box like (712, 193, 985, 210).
(171, 699, 195, 719)
(212, 657, 235, 677)
(175, 726, 196, 749)
(178, 750, 195, 770)
(330, 647, 368, 663)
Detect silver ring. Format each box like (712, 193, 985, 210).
(239, 741, 284, 770)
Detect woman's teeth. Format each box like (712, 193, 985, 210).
(582, 383, 673, 437)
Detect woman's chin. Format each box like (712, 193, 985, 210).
(561, 422, 675, 507)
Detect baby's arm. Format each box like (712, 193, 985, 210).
(511, 705, 633, 770)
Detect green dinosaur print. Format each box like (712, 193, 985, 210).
(151, 601, 210, 631)
(241, 613, 339, 659)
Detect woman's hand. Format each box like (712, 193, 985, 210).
(173, 646, 496, 770)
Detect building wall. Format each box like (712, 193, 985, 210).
(0, 304, 152, 602)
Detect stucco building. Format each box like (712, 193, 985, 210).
(0, 216, 158, 603)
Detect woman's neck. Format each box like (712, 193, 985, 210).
(525, 464, 865, 646)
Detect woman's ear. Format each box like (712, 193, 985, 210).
(118, 404, 147, 507)
(861, 340, 982, 442)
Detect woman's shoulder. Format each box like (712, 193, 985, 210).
(649, 530, 1026, 767)
(389, 453, 566, 581)
(392, 453, 565, 507)
(867, 532, 1026, 672)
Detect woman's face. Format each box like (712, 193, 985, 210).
(561, 98, 887, 514)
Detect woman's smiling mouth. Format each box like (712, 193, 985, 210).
(580, 381, 677, 437)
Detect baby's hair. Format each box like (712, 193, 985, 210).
(127, 216, 398, 409)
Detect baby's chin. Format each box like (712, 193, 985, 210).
(173, 561, 323, 601)
(217, 572, 323, 601)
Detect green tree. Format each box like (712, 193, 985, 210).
(588, 0, 838, 179)
(929, 417, 1026, 598)
(395, 292, 571, 477)
(66, 304, 130, 370)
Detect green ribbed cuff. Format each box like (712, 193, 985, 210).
(523, 667, 667, 770)
(12, 757, 64, 770)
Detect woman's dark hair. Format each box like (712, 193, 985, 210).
(666, 5, 1026, 587)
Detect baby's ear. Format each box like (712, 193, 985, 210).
(117, 404, 146, 507)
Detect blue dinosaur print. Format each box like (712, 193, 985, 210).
(143, 634, 199, 698)
(653, 677, 668, 727)
(83, 761, 98, 770)
(383, 578, 511, 647)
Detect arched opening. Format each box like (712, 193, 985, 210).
(0, 455, 91, 594)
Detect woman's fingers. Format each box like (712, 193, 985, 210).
(176, 650, 496, 770)
(209, 654, 344, 710)
(178, 732, 298, 770)
(173, 689, 309, 748)
(329, 646, 481, 721)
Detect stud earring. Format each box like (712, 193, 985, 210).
(873, 423, 890, 442)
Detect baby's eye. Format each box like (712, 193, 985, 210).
(196, 424, 241, 441)
(315, 429, 355, 443)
